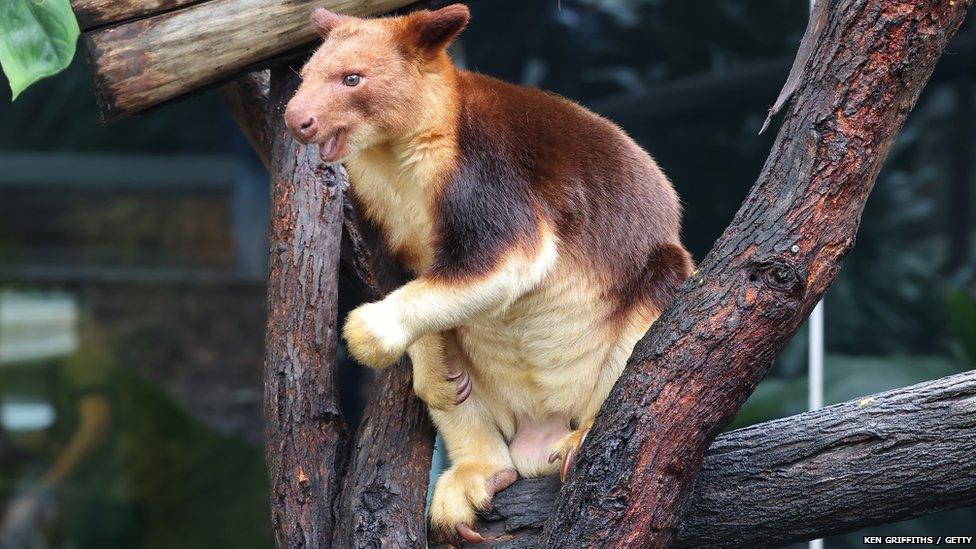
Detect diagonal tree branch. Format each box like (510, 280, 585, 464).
(544, 1, 973, 546)
(220, 70, 272, 171)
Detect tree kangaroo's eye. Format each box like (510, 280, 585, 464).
(343, 74, 362, 87)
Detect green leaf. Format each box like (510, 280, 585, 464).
(0, 0, 80, 100)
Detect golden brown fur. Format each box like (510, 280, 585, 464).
(284, 5, 693, 543)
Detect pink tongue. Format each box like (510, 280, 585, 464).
(319, 133, 339, 161)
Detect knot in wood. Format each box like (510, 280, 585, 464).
(314, 164, 341, 187)
(748, 257, 805, 321)
(749, 256, 805, 295)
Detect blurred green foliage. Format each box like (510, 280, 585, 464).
(0, 0, 79, 100)
(946, 290, 976, 363)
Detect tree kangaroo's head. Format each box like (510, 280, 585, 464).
(284, 4, 469, 165)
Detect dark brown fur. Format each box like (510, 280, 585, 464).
(432, 70, 693, 314)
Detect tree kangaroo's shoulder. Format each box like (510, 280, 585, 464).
(428, 107, 543, 281)
(428, 71, 667, 282)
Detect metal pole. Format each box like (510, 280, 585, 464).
(807, 8, 825, 549)
(808, 299, 825, 549)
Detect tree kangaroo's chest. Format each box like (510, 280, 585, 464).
(346, 155, 436, 272)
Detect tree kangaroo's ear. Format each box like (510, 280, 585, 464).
(405, 4, 470, 52)
(310, 8, 351, 39)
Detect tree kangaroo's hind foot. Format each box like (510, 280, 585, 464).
(413, 368, 471, 410)
(549, 418, 594, 482)
(429, 462, 517, 544)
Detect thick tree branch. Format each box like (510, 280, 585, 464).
(544, 1, 973, 547)
(332, 191, 437, 548)
(263, 66, 347, 549)
(82, 0, 421, 120)
(224, 67, 436, 547)
(449, 370, 976, 547)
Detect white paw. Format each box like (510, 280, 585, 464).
(343, 301, 410, 368)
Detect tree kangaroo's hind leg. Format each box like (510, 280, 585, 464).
(551, 329, 641, 481)
(406, 332, 471, 410)
(427, 333, 516, 544)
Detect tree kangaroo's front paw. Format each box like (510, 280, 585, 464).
(343, 302, 410, 368)
(429, 463, 517, 545)
(415, 369, 472, 411)
(548, 420, 593, 482)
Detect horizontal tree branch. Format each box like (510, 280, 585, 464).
(70, 0, 203, 30)
(455, 370, 976, 547)
(83, 0, 418, 120)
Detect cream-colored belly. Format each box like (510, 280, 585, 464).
(457, 261, 644, 422)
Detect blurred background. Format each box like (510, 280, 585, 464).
(0, 0, 973, 547)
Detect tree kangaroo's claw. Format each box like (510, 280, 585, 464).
(447, 370, 472, 404)
(555, 428, 589, 482)
(560, 447, 576, 482)
(456, 524, 485, 544)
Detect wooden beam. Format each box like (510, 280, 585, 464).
(452, 371, 976, 547)
(84, 0, 417, 121)
(70, 0, 203, 30)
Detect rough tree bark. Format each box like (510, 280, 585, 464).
(263, 66, 347, 549)
(454, 370, 976, 547)
(544, 1, 972, 547)
(222, 65, 437, 548)
(69, 0, 202, 30)
(332, 196, 437, 548)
